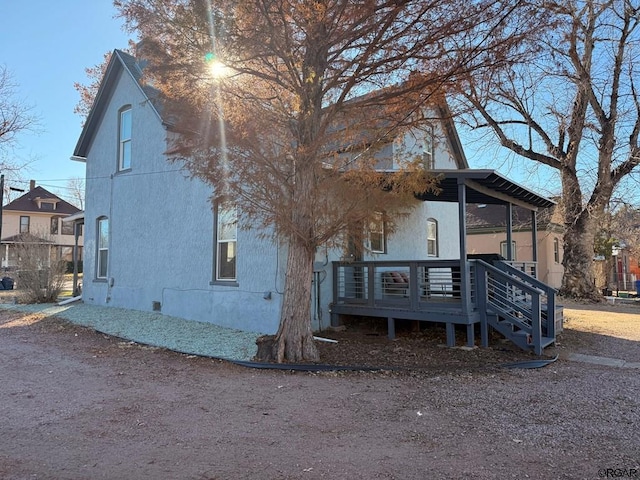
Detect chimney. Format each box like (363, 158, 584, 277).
(30, 180, 35, 191)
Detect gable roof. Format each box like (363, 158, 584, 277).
(3, 186, 81, 215)
(72, 49, 165, 160)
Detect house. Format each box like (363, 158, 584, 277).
(1, 181, 83, 270)
(608, 243, 639, 294)
(466, 203, 565, 289)
(72, 49, 560, 354)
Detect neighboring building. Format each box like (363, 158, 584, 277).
(1, 181, 83, 269)
(466, 203, 564, 289)
(609, 243, 639, 293)
(72, 49, 559, 354)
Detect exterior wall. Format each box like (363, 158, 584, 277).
(1, 210, 83, 267)
(392, 118, 460, 170)
(313, 200, 461, 331)
(81, 61, 468, 335)
(467, 229, 564, 289)
(82, 67, 283, 334)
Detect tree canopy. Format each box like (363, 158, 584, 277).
(114, 0, 543, 361)
(456, 0, 640, 299)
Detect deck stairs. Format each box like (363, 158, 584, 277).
(474, 260, 563, 355)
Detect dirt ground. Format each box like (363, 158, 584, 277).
(1, 299, 639, 480)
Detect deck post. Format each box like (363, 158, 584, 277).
(466, 324, 475, 347)
(409, 261, 419, 311)
(475, 261, 490, 348)
(387, 317, 396, 340)
(446, 323, 456, 347)
(457, 180, 471, 314)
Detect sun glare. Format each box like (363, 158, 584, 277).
(208, 60, 230, 79)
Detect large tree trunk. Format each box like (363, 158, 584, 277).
(271, 237, 319, 363)
(560, 214, 599, 299)
(558, 172, 599, 300)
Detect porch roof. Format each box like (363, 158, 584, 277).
(415, 169, 555, 210)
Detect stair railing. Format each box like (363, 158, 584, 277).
(473, 259, 544, 355)
(492, 260, 557, 340)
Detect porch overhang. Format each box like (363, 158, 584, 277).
(415, 169, 555, 211)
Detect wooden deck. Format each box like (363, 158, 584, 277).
(330, 259, 561, 354)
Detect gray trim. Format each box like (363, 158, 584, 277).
(209, 280, 240, 287)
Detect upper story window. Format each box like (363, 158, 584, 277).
(97, 217, 109, 279)
(427, 218, 438, 257)
(422, 125, 434, 169)
(553, 238, 560, 263)
(214, 200, 237, 282)
(61, 220, 74, 235)
(118, 107, 132, 171)
(20, 216, 30, 234)
(367, 212, 386, 254)
(51, 216, 59, 235)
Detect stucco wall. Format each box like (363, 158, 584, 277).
(467, 230, 564, 289)
(82, 67, 283, 334)
(312, 200, 461, 331)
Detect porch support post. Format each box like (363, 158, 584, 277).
(72, 221, 81, 296)
(457, 179, 470, 314)
(531, 210, 538, 278)
(506, 203, 513, 261)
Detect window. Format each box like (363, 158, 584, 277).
(553, 238, 560, 263)
(422, 125, 434, 169)
(40, 202, 54, 211)
(97, 217, 109, 279)
(51, 217, 59, 235)
(20, 216, 30, 234)
(214, 201, 237, 281)
(367, 212, 386, 254)
(61, 220, 74, 235)
(427, 218, 438, 256)
(500, 241, 517, 260)
(118, 107, 132, 170)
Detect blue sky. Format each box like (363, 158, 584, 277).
(0, 1, 564, 205)
(1, 0, 133, 202)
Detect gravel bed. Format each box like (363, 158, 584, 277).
(0, 302, 260, 361)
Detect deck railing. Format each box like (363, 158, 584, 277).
(333, 260, 474, 311)
(503, 261, 537, 279)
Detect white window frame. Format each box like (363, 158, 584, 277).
(422, 125, 434, 169)
(215, 200, 237, 282)
(367, 212, 386, 254)
(427, 218, 438, 257)
(118, 107, 132, 171)
(97, 217, 109, 279)
(500, 240, 517, 260)
(553, 238, 560, 263)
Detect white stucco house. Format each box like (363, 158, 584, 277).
(72, 49, 561, 354)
